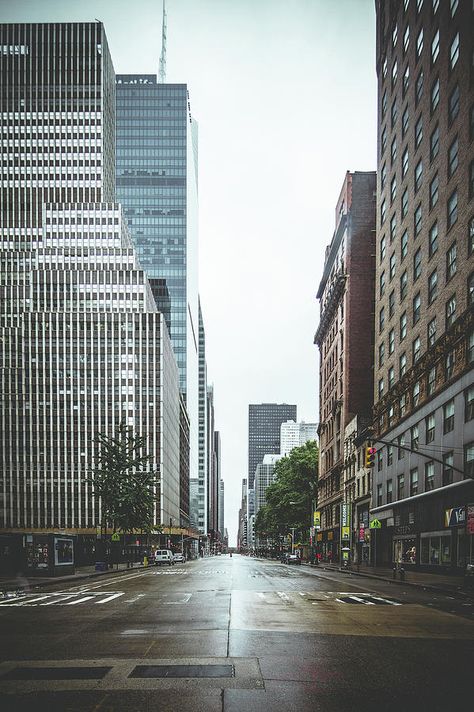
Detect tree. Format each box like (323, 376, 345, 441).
(90, 422, 160, 535)
(254, 440, 318, 543)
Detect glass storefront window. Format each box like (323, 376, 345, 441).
(393, 537, 417, 564)
(420, 532, 451, 565)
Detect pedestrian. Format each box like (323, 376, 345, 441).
(328, 550, 333, 563)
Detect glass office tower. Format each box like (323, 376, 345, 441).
(116, 76, 199, 482)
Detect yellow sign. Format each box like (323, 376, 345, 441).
(111, 532, 120, 541)
(369, 518, 382, 529)
(314, 511, 321, 529)
(341, 526, 350, 540)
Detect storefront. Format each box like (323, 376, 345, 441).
(25, 534, 75, 576)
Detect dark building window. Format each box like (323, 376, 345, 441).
(448, 137, 458, 177)
(448, 84, 460, 124)
(377, 483, 383, 506)
(427, 366, 436, 396)
(430, 125, 439, 161)
(415, 115, 423, 148)
(443, 400, 455, 433)
(426, 413, 435, 443)
(387, 479, 393, 503)
(402, 106, 409, 136)
(443, 452, 454, 486)
(445, 294, 456, 329)
(410, 468, 419, 496)
(450, 32, 459, 70)
(468, 272, 474, 307)
(431, 29, 440, 64)
(413, 248, 422, 280)
(427, 316, 437, 347)
(400, 311, 407, 340)
(414, 160, 423, 192)
(401, 190, 408, 220)
(415, 70, 424, 105)
(414, 203, 422, 236)
(464, 443, 474, 479)
(401, 229, 408, 258)
(425, 462, 435, 491)
(431, 77, 440, 113)
(413, 292, 421, 323)
(411, 424, 419, 450)
(389, 290, 395, 318)
(429, 222, 438, 257)
(465, 385, 474, 422)
(446, 242, 457, 281)
(398, 473, 405, 499)
(429, 173, 439, 209)
(428, 269, 438, 304)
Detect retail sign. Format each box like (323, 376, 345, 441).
(370, 518, 382, 529)
(341, 503, 350, 527)
(445, 506, 466, 528)
(314, 511, 321, 530)
(341, 526, 350, 541)
(467, 505, 474, 535)
(358, 526, 365, 543)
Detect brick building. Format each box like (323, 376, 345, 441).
(315, 171, 377, 562)
(372, 0, 474, 571)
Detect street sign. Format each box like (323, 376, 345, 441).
(369, 518, 382, 529)
(111, 532, 120, 542)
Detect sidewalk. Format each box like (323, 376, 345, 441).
(304, 561, 474, 599)
(0, 561, 147, 595)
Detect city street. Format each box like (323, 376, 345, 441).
(1, 555, 473, 711)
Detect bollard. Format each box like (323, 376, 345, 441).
(393, 567, 397, 580)
(143, 555, 148, 568)
(399, 567, 405, 581)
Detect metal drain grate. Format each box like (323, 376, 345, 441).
(129, 664, 234, 679)
(1, 666, 111, 680)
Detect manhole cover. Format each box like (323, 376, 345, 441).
(1, 666, 111, 680)
(130, 664, 234, 679)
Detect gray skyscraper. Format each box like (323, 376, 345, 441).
(248, 403, 297, 492)
(115, 77, 200, 485)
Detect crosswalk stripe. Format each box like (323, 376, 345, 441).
(96, 592, 125, 604)
(67, 595, 96, 605)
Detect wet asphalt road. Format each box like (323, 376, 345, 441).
(0, 554, 473, 711)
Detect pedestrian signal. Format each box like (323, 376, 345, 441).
(365, 445, 376, 468)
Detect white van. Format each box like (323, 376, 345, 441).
(154, 549, 174, 566)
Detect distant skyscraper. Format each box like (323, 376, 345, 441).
(248, 403, 297, 493)
(218, 478, 225, 536)
(116, 76, 200, 484)
(280, 421, 318, 456)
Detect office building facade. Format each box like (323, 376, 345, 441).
(315, 171, 377, 562)
(280, 420, 318, 456)
(248, 403, 297, 492)
(372, 0, 474, 571)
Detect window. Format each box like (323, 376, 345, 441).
(382, 90, 387, 117)
(401, 229, 408, 259)
(400, 311, 407, 340)
(465, 385, 474, 422)
(448, 85, 460, 124)
(416, 0, 423, 11)
(432, 0, 439, 12)
(465, 443, 474, 479)
(413, 380, 420, 406)
(392, 60, 398, 86)
(391, 137, 397, 165)
(401, 189, 408, 220)
(430, 125, 439, 161)
(381, 126, 387, 154)
(387, 446, 394, 466)
(469, 217, 474, 256)
(400, 270, 408, 300)
(391, 101, 398, 128)
(377, 483, 383, 506)
(389, 328, 395, 354)
(410, 468, 419, 496)
(379, 342, 385, 366)
(427, 316, 437, 347)
(413, 292, 421, 323)
(403, 65, 410, 96)
(469, 272, 474, 307)
(448, 137, 458, 177)
(381, 162, 387, 189)
(415, 160, 423, 191)
(392, 24, 398, 47)
(415, 115, 423, 148)
(431, 77, 440, 113)
(431, 29, 440, 63)
(429, 222, 438, 257)
(389, 252, 396, 279)
(391, 175, 397, 203)
(387, 479, 393, 504)
(411, 425, 419, 451)
(446, 242, 457, 281)
(447, 190, 458, 229)
(445, 349, 455, 380)
(415, 70, 424, 105)
(378, 450, 384, 472)
(413, 335, 421, 363)
(390, 214, 397, 242)
(429, 174, 439, 209)
(468, 330, 474, 364)
(378, 377, 384, 397)
(403, 25, 410, 53)
(450, 0, 458, 15)
(388, 405, 395, 426)
(389, 366, 395, 388)
(379, 306, 385, 332)
(443, 452, 454, 486)
(443, 399, 455, 433)
(383, 56, 388, 79)
(389, 290, 395, 318)
(400, 352, 407, 377)
(398, 473, 405, 499)
(413, 248, 422, 280)
(450, 33, 459, 70)
(414, 203, 422, 236)
(402, 147, 409, 178)
(381, 198, 387, 225)
(427, 366, 436, 395)
(470, 161, 474, 198)
(380, 271, 386, 297)
(445, 294, 456, 329)
(428, 269, 438, 304)
(398, 434, 406, 460)
(416, 28, 424, 59)
(426, 413, 435, 443)
(380, 234, 386, 261)
(425, 462, 435, 491)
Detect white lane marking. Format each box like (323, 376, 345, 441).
(66, 595, 96, 605)
(96, 592, 125, 604)
(370, 595, 402, 606)
(298, 592, 306, 597)
(124, 594, 146, 603)
(347, 596, 375, 605)
(276, 591, 290, 602)
(162, 594, 191, 605)
(0, 595, 28, 605)
(15, 595, 51, 606)
(42, 593, 84, 606)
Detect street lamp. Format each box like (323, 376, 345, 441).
(289, 502, 297, 554)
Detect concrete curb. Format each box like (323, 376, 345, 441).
(0, 563, 149, 594)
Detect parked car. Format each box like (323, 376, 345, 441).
(172, 553, 186, 564)
(154, 549, 174, 566)
(286, 554, 301, 565)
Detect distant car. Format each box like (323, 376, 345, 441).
(154, 549, 174, 566)
(286, 554, 301, 565)
(172, 553, 185, 564)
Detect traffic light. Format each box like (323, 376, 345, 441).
(365, 444, 376, 468)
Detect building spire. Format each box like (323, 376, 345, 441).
(158, 0, 167, 83)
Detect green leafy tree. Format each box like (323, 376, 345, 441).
(255, 440, 318, 543)
(90, 422, 160, 535)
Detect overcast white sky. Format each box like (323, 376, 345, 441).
(3, 0, 377, 545)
